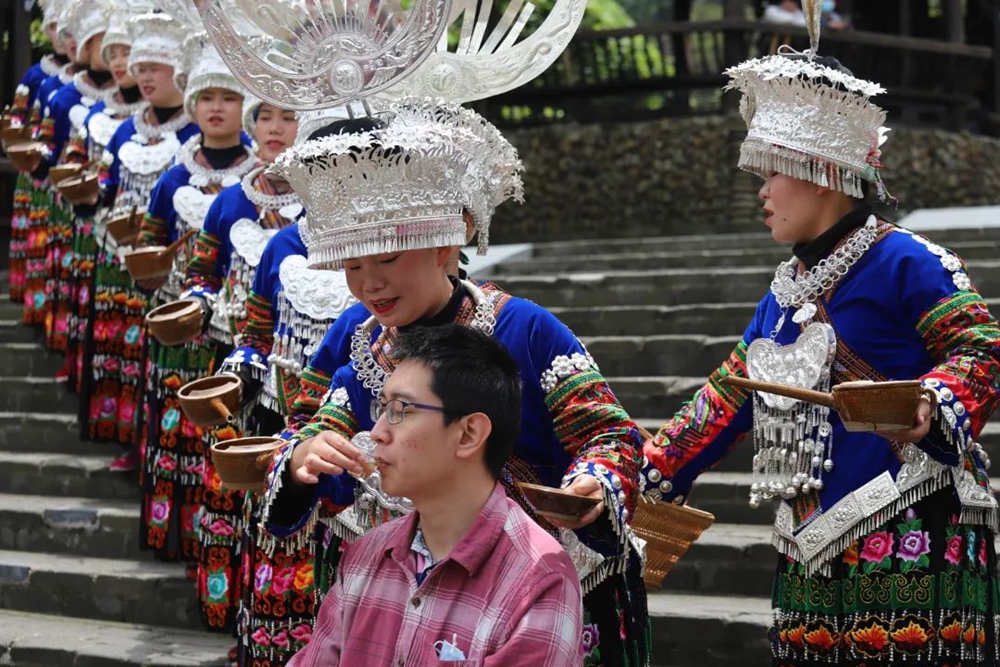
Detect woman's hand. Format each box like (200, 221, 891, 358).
(876, 396, 934, 443)
(546, 474, 606, 530)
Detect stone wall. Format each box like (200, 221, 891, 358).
(489, 114, 1000, 244)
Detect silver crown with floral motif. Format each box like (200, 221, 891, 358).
(724, 0, 891, 199)
(270, 98, 522, 269)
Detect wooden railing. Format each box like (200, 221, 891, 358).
(473, 19, 996, 131)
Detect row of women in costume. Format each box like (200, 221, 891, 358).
(7, 1, 1000, 666)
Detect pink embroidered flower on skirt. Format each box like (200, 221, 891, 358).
(945, 535, 964, 565)
(860, 531, 895, 563)
(290, 623, 312, 644)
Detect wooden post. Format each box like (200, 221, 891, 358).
(994, 0, 1000, 113)
(946, 0, 965, 43)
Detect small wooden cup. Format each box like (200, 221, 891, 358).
(178, 374, 242, 427)
(49, 162, 86, 186)
(107, 207, 145, 246)
(1, 124, 30, 150)
(124, 246, 172, 281)
(145, 299, 204, 346)
(7, 142, 44, 172)
(211, 436, 285, 492)
(57, 172, 100, 205)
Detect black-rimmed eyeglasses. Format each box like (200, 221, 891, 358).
(374, 398, 466, 425)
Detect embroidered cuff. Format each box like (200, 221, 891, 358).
(921, 378, 975, 457)
(562, 461, 628, 557)
(638, 455, 686, 503)
(221, 346, 269, 381)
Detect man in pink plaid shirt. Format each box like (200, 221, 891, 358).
(287, 325, 584, 666)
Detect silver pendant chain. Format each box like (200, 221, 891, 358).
(351, 280, 497, 399)
(241, 167, 301, 212)
(771, 215, 879, 310)
(177, 134, 257, 186)
(104, 94, 148, 119)
(72, 72, 112, 103)
(133, 107, 192, 141)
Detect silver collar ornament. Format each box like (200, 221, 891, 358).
(747, 216, 879, 508)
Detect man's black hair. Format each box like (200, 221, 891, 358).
(307, 116, 385, 141)
(390, 324, 522, 479)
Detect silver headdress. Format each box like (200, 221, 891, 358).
(270, 98, 522, 269)
(102, 0, 154, 59)
(177, 35, 247, 117)
(65, 0, 113, 62)
(39, 0, 63, 26)
(127, 11, 188, 74)
(201, 0, 577, 265)
(724, 0, 890, 200)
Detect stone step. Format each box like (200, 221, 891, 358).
(498, 260, 1000, 309)
(0, 452, 138, 501)
(584, 334, 740, 378)
(528, 226, 1000, 258)
(554, 303, 759, 338)
(493, 239, 1000, 276)
(661, 523, 775, 597)
(0, 319, 42, 345)
(647, 592, 771, 667)
(0, 609, 230, 667)
(0, 494, 144, 560)
(0, 301, 25, 321)
(0, 549, 200, 631)
(609, 375, 707, 418)
(0, 342, 64, 376)
(0, 412, 112, 456)
(0, 377, 75, 414)
(498, 266, 775, 308)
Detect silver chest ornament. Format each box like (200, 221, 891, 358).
(747, 321, 837, 507)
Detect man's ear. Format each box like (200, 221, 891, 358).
(454, 413, 492, 464)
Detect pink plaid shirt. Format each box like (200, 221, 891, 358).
(287, 483, 584, 666)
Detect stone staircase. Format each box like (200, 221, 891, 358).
(2, 225, 1000, 666)
(484, 225, 1000, 666)
(0, 298, 232, 666)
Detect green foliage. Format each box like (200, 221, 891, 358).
(582, 0, 635, 30)
(30, 18, 52, 52)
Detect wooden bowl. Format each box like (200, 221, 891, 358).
(7, 141, 43, 172)
(124, 246, 172, 281)
(210, 436, 285, 492)
(107, 207, 145, 246)
(49, 163, 86, 186)
(832, 380, 929, 432)
(1, 124, 30, 149)
(632, 499, 715, 589)
(145, 299, 204, 346)
(57, 172, 100, 205)
(178, 374, 242, 427)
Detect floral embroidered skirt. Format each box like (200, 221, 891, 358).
(237, 408, 318, 666)
(198, 416, 245, 633)
(139, 337, 216, 562)
(21, 180, 53, 324)
(8, 172, 37, 304)
(43, 196, 73, 352)
(772, 487, 1000, 666)
(66, 214, 97, 392)
(85, 251, 147, 444)
(237, 501, 319, 665)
